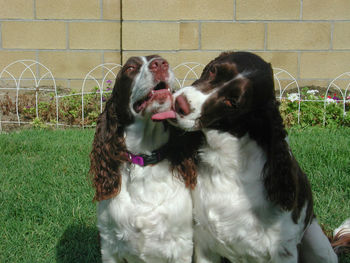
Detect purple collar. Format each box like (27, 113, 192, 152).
(126, 147, 166, 167)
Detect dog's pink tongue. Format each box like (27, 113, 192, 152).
(152, 110, 176, 121)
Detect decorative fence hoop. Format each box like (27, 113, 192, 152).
(323, 72, 350, 125)
(81, 63, 121, 128)
(0, 60, 58, 127)
(0, 59, 349, 130)
(172, 62, 205, 90)
(273, 67, 301, 124)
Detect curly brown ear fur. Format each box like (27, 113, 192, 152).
(89, 98, 128, 201)
(167, 126, 204, 189)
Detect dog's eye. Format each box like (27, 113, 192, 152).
(224, 99, 232, 107)
(223, 99, 237, 108)
(125, 65, 136, 73)
(209, 66, 217, 80)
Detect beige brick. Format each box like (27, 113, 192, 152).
(103, 0, 121, 20)
(69, 79, 92, 92)
(69, 22, 120, 50)
(122, 22, 179, 51)
(180, 23, 199, 50)
(325, 79, 350, 91)
(303, 0, 350, 20)
(2, 21, 66, 49)
(273, 79, 301, 94)
(0, 51, 37, 79)
(174, 51, 220, 89)
(78, 62, 118, 87)
(37, 79, 68, 92)
(104, 52, 122, 65)
(300, 52, 350, 79)
(201, 22, 265, 50)
(122, 0, 180, 20)
(70, 79, 111, 92)
(298, 79, 330, 89)
(101, 52, 122, 85)
(0, 0, 33, 19)
(177, 51, 220, 66)
(333, 23, 350, 50)
(236, 0, 300, 20)
(36, 0, 100, 19)
(255, 52, 299, 77)
(179, 0, 234, 20)
(267, 23, 330, 50)
(122, 0, 234, 20)
(39, 51, 101, 79)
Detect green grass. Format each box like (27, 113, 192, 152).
(289, 127, 350, 230)
(0, 129, 100, 263)
(0, 127, 349, 262)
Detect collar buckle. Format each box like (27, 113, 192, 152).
(126, 148, 165, 167)
(128, 154, 145, 166)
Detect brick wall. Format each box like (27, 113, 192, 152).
(1, 0, 350, 90)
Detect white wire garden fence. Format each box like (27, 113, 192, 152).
(0, 60, 349, 130)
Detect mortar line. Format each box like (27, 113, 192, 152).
(33, 0, 37, 19)
(234, 0, 236, 21)
(3, 48, 350, 53)
(0, 22, 2, 50)
(330, 22, 334, 50)
(198, 22, 202, 50)
(101, 50, 105, 78)
(1, 18, 350, 23)
(36, 50, 40, 84)
(120, 0, 123, 65)
(66, 22, 69, 50)
(297, 52, 301, 83)
(100, 0, 103, 19)
(264, 23, 268, 51)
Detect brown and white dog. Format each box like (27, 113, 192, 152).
(171, 51, 317, 262)
(90, 55, 201, 263)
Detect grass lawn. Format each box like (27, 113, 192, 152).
(0, 127, 349, 262)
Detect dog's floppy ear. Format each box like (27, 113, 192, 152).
(89, 98, 127, 201)
(167, 127, 204, 189)
(260, 102, 298, 211)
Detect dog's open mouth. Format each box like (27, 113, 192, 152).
(133, 82, 168, 113)
(133, 82, 176, 120)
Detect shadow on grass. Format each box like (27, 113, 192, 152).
(56, 224, 101, 263)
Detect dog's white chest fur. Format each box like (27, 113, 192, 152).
(193, 130, 305, 262)
(98, 161, 193, 263)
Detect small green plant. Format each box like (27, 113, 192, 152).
(0, 80, 113, 127)
(31, 117, 48, 129)
(1, 83, 349, 128)
(280, 87, 350, 127)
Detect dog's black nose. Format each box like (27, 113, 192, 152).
(175, 94, 191, 116)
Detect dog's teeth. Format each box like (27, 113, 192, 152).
(151, 90, 155, 95)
